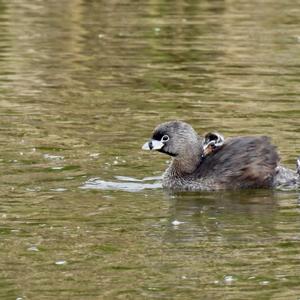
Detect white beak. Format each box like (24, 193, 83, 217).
(142, 140, 164, 151)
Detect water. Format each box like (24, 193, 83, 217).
(0, 0, 300, 299)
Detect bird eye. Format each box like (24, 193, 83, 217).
(161, 135, 169, 142)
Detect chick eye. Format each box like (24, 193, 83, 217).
(161, 135, 169, 142)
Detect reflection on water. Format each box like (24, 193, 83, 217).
(81, 176, 162, 192)
(0, 0, 300, 299)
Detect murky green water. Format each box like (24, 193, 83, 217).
(1, 0, 300, 299)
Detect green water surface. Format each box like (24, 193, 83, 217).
(0, 0, 300, 299)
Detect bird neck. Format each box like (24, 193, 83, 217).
(171, 143, 202, 175)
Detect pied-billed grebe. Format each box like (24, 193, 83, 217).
(142, 121, 299, 191)
(202, 132, 224, 157)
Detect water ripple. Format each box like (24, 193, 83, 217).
(80, 176, 162, 192)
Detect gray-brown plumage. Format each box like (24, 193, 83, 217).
(142, 121, 299, 191)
